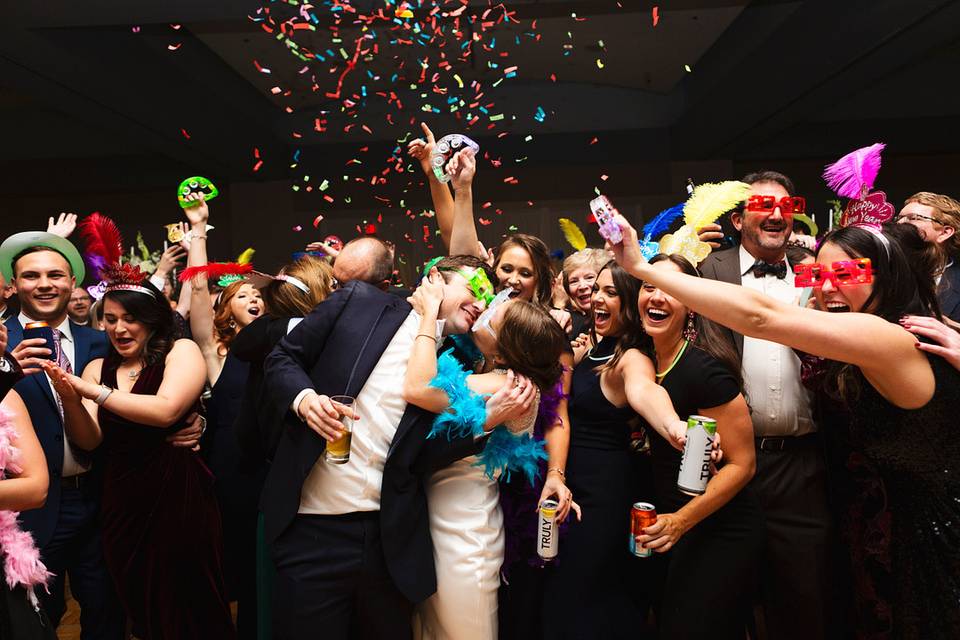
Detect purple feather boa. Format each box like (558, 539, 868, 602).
(498, 378, 568, 578)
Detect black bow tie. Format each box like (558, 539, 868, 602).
(750, 259, 787, 279)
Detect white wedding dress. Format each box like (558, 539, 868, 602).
(415, 387, 540, 640)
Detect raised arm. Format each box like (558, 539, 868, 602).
(0, 391, 49, 511)
(608, 215, 934, 409)
(639, 394, 756, 554)
(618, 350, 686, 447)
(181, 194, 222, 385)
(407, 122, 456, 249)
(446, 148, 482, 257)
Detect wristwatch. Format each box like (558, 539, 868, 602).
(0, 355, 13, 373)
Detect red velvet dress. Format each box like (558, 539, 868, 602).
(97, 354, 236, 639)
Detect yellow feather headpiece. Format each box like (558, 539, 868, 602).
(659, 181, 751, 265)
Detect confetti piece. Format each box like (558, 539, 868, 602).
(180, 128, 191, 140)
(589, 137, 599, 145)
(684, 64, 692, 73)
(596, 59, 604, 69)
(479, 218, 493, 226)
(167, 43, 182, 51)
(653, 6, 660, 26)
(601, 174, 609, 181)
(293, 225, 302, 232)
(253, 60, 272, 74)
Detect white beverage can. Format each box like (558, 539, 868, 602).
(677, 415, 717, 496)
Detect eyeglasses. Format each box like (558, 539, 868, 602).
(745, 195, 806, 216)
(794, 258, 873, 288)
(895, 213, 943, 226)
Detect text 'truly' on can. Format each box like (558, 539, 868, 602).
(677, 415, 718, 496)
(630, 502, 657, 558)
(537, 499, 559, 561)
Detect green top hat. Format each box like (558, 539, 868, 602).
(0, 231, 86, 284)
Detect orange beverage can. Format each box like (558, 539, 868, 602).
(629, 502, 657, 558)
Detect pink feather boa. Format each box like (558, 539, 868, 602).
(0, 407, 52, 596)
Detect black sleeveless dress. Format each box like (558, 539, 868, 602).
(544, 338, 653, 638)
(820, 350, 960, 639)
(98, 352, 235, 640)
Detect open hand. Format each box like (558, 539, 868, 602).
(484, 370, 536, 430)
(696, 223, 724, 249)
(47, 212, 78, 238)
(40, 360, 91, 405)
(407, 122, 438, 178)
(167, 412, 204, 451)
(305, 241, 339, 259)
(549, 308, 573, 334)
(156, 244, 186, 277)
(408, 268, 445, 316)
(901, 315, 960, 372)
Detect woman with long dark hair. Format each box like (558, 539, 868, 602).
(609, 215, 960, 639)
(637, 254, 762, 637)
(43, 264, 234, 640)
(544, 260, 688, 639)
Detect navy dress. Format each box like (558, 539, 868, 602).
(544, 338, 653, 638)
(203, 352, 263, 640)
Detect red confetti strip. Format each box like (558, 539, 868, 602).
(652, 6, 660, 27)
(180, 128, 191, 139)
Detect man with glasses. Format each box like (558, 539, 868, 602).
(895, 192, 960, 321)
(698, 171, 834, 640)
(67, 287, 92, 326)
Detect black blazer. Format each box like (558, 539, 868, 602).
(232, 314, 292, 465)
(938, 260, 960, 323)
(261, 281, 483, 604)
(4, 317, 107, 547)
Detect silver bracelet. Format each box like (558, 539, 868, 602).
(94, 385, 113, 406)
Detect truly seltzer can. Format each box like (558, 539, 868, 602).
(537, 499, 559, 561)
(629, 502, 657, 558)
(677, 415, 718, 496)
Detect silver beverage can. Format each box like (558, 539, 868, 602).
(537, 499, 559, 561)
(677, 415, 717, 496)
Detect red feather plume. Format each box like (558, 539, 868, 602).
(179, 262, 253, 283)
(101, 262, 148, 287)
(78, 213, 123, 277)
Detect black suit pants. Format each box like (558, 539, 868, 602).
(753, 438, 840, 640)
(271, 512, 412, 640)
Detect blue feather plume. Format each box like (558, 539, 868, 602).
(641, 203, 685, 240)
(476, 426, 547, 484)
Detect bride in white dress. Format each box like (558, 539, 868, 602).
(404, 275, 567, 640)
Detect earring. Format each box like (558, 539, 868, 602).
(682, 311, 698, 342)
(229, 319, 237, 329)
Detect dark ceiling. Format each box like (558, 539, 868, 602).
(2, 0, 959, 256)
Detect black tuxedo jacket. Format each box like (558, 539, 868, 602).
(938, 259, 960, 323)
(261, 280, 483, 604)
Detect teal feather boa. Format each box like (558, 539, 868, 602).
(427, 349, 546, 485)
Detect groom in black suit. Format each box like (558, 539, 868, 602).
(262, 255, 532, 640)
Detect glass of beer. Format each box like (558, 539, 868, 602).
(324, 395, 355, 464)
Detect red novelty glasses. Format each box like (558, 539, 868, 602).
(794, 258, 872, 288)
(745, 195, 806, 216)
